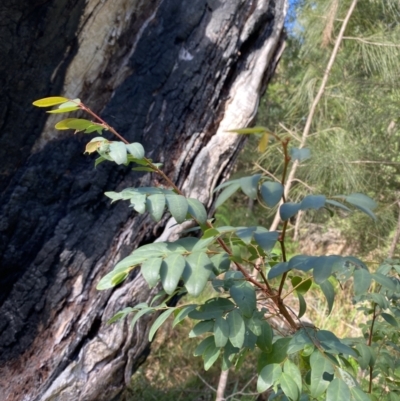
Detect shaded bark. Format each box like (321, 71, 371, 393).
(0, 0, 287, 400)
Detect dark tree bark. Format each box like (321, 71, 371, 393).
(0, 0, 287, 400)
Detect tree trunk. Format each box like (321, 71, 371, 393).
(0, 1, 287, 400)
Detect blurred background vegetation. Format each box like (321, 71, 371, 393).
(125, 0, 400, 399)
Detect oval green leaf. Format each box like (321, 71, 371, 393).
(160, 253, 186, 294)
(33, 96, 69, 107)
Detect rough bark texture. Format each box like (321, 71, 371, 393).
(0, 0, 287, 400)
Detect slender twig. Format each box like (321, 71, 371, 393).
(367, 303, 378, 394)
(253, 162, 281, 182)
(388, 201, 400, 258)
(190, 369, 217, 393)
(269, 0, 359, 231)
(343, 36, 400, 48)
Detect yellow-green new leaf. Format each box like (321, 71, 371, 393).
(47, 106, 80, 114)
(33, 96, 69, 107)
(227, 126, 268, 134)
(55, 118, 93, 131)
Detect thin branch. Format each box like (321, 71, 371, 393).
(216, 370, 229, 401)
(269, 0, 359, 232)
(190, 369, 217, 393)
(388, 202, 400, 258)
(347, 160, 400, 165)
(253, 162, 281, 182)
(292, 178, 314, 192)
(343, 36, 400, 48)
(279, 122, 302, 142)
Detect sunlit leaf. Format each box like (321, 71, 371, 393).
(227, 126, 268, 134)
(227, 309, 245, 349)
(126, 143, 145, 159)
(257, 364, 282, 393)
(258, 133, 269, 152)
(310, 350, 335, 397)
(284, 359, 302, 393)
(55, 118, 93, 131)
(109, 141, 128, 165)
(354, 269, 371, 296)
(280, 372, 300, 401)
(46, 106, 80, 114)
(326, 378, 351, 401)
(146, 194, 166, 222)
(141, 257, 163, 288)
(33, 96, 69, 107)
(166, 194, 188, 224)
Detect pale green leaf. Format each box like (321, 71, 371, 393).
(227, 126, 268, 134)
(227, 309, 245, 349)
(55, 118, 92, 131)
(189, 320, 214, 337)
(166, 194, 188, 224)
(160, 253, 186, 294)
(149, 308, 176, 341)
(183, 251, 213, 296)
(326, 378, 351, 401)
(203, 344, 220, 371)
(260, 181, 283, 208)
(310, 350, 335, 398)
(141, 257, 163, 288)
(172, 304, 198, 327)
(240, 174, 262, 199)
(109, 141, 128, 165)
(187, 198, 208, 224)
(350, 387, 371, 401)
(354, 269, 371, 296)
(280, 372, 300, 401)
(215, 183, 241, 208)
(284, 359, 302, 392)
(214, 317, 230, 347)
(194, 336, 215, 356)
(46, 106, 80, 114)
(230, 281, 257, 317)
(126, 142, 145, 159)
(257, 364, 282, 393)
(146, 194, 166, 222)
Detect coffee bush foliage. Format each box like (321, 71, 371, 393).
(34, 97, 400, 401)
